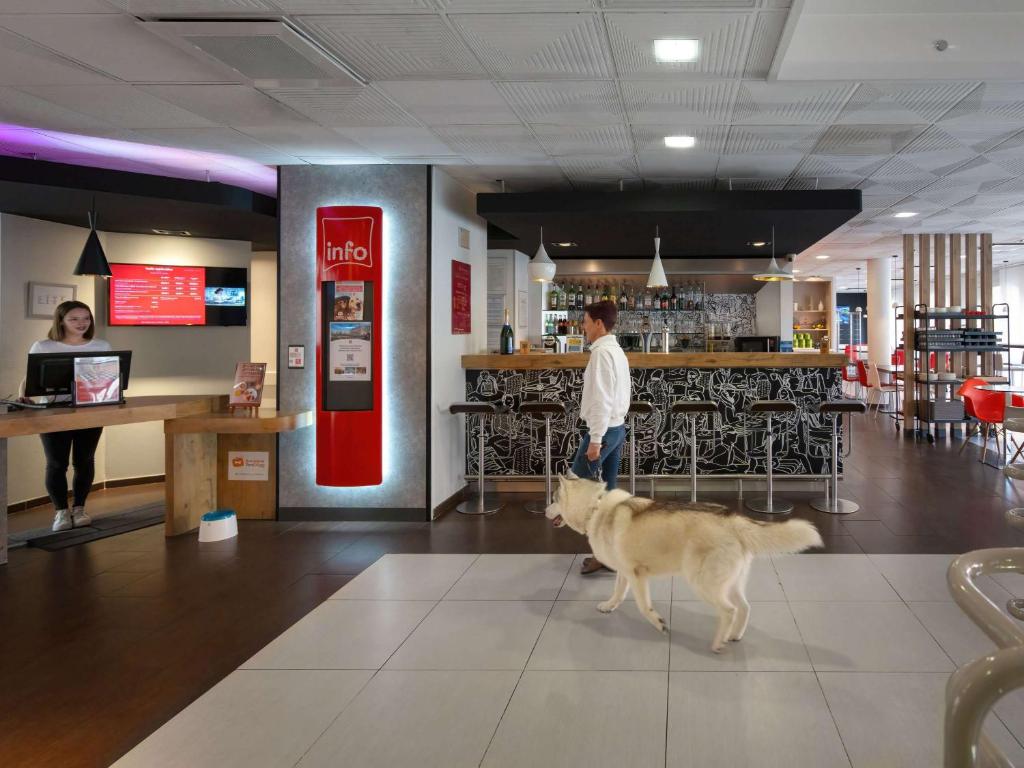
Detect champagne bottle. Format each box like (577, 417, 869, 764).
(500, 309, 514, 354)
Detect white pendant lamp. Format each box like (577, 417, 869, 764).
(647, 225, 668, 287)
(752, 226, 793, 282)
(528, 225, 556, 283)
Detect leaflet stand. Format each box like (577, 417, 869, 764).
(227, 404, 258, 417)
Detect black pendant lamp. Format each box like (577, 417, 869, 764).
(74, 198, 112, 278)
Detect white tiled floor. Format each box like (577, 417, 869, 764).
(114, 553, 1024, 768)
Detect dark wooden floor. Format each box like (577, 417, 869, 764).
(2, 415, 1024, 768)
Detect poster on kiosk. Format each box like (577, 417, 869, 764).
(316, 206, 383, 486)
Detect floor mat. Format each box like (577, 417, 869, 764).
(14, 503, 165, 551)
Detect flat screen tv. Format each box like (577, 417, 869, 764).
(108, 263, 248, 327)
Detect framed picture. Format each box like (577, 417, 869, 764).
(27, 282, 76, 319)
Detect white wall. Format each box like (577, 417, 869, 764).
(430, 169, 488, 514)
(0, 213, 261, 505)
(250, 251, 278, 406)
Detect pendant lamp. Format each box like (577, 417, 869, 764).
(752, 226, 793, 282)
(73, 198, 112, 278)
(647, 225, 668, 288)
(527, 225, 556, 283)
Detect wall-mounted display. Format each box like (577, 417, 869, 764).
(451, 260, 471, 334)
(107, 263, 247, 326)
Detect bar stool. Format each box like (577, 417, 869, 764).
(811, 400, 866, 515)
(449, 402, 504, 515)
(745, 400, 798, 515)
(627, 401, 655, 495)
(521, 402, 567, 514)
(671, 401, 720, 503)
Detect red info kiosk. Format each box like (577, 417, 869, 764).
(315, 206, 383, 486)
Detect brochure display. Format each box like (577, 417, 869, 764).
(229, 362, 267, 411)
(316, 205, 383, 486)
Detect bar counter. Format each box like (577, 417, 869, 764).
(461, 351, 845, 481)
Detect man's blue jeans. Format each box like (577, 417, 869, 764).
(570, 424, 626, 490)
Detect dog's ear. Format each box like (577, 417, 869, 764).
(565, 468, 579, 480)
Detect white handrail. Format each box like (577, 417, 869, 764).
(945, 545, 1024, 767)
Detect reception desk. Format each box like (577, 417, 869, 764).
(0, 396, 312, 565)
(461, 351, 847, 482)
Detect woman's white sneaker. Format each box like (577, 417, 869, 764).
(71, 507, 91, 527)
(52, 509, 72, 532)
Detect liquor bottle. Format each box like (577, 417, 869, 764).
(548, 284, 558, 311)
(567, 283, 575, 311)
(500, 309, 514, 354)
(619, 290, 627, 312)
(669, 286, 678, 311)
(600, 284, 609, 303)
(559, 285, 568, 310)
(576, 284, 583, 309)
(609, 284, 617, 306)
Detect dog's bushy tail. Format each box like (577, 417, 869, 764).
(736, 518, 823, 555)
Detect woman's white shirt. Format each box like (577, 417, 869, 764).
(29, 339, 112, 354)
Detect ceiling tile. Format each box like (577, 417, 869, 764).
(138, 126, 294, 162)
(724, 123, 822, 154)
(438, 0, 595, 9)
(621, 80, 737, 125)
(636, 149, 719, 175)
(496, 80, 623, 125)
(630, 124, 727, 153)
(139, 84, 311, 127)
(0, 28, 113, 86)
(0, 14, 236, 83)
(377, 80, 520, 125)
(838, 82, 981, 125)
(432, 124, 546, 161)
(941, 82, 1024, 127)
(811, 123, 927, 155)
(332, 126, 455, 156)
(126, 0, 281, 13)
(3, 0, 119, 11)
(557, 154, 640, 181)
(297, 14, 484, 80)
(743, 10, 787, 78)
(16, 84, 217, 129)
(645, 177, 716, 191)
(271, 0, 434, 11)
(259, 86, 420, 128)
(715, 177, 788, 190)
(533, 124, 632, 156)
(0, 85, 119, 136)
(605, 12, 752, 79)
(451, 12, 612, 78)
(785, 175, 862, 190)
(600, 0, 757, 7)
(235, 122, 374, 155)
(732, 82, 858, 124)
(716, 153, 802, 177)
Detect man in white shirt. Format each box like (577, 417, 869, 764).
(571, 300, 631, 575)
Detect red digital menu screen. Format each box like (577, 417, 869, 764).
(108, 264, 206, 326)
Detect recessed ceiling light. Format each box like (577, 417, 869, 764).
(792, 268, 801, 274)
(552, 242, 577, 247)
(152, 228, 192, 236)
(815, 254, 830, 260)
(749, 241, 768, 247)
(664, 135, 696, 149)
(893, 211, 918, 218)
(654, 39, 699, 62)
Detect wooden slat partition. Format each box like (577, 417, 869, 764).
(966, 234, 978, 378)
(903, 234, 916, 431)
(981, 233, 994, 375)
(949, 234, 962, 386)
(934, 235, 947, 374)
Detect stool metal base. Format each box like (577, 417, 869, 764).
(745, 496, 793, 515)
(456, 495, 503, 516)
(526, 500, 549, 515)
(811, 499, 860, 518)
(810, 497, 860, 515)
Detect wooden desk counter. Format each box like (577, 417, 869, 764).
(462, 351, 848, 370)
(0, 397, 312, 564)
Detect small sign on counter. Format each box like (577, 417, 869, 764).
(227, 451, 269, 482)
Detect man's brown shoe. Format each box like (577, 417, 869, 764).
(580, 556, 611, 575)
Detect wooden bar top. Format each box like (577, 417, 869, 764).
(462, 352, 849, 370)
(0, 395, 219, 439)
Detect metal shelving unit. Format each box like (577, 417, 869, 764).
(905, 302, 1011, 442)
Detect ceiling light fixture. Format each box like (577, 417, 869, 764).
(753, 226, 793, 282)
(74, 197, 112, 278)
(816, 254, 830, 260)
(647, 225, 668, 288)
(893, 211, 918, 218)
(654, 39, 699, 62)
(528, 225, 556, 283)
(749, 241, 768, 247)
(664, 135, 696, 149)
(792, 269, 801, 274)
(552, 241, 577, 248)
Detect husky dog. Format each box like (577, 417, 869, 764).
(546, 473, 823, 652)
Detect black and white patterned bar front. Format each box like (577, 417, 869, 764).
(464, 365, 843, 479)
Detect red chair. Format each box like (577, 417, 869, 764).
(856, 360, 873, 405)
(958, 378, 1006, 464)
(891, 349, 905, 367)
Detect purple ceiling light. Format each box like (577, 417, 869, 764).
(0, 124, 277, 196)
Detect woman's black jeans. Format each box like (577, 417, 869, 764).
(39, 428, 103, 510)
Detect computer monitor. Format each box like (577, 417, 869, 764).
(24, 350, 132, 399)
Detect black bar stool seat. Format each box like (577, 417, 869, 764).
(672, 400, 720, 502)
(629, 401, 655, 415)
(521, 402, 566, 514)
(811, 400, 866, 515)
(745, 399, 796, 515)
(450, 402, 504, 515)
